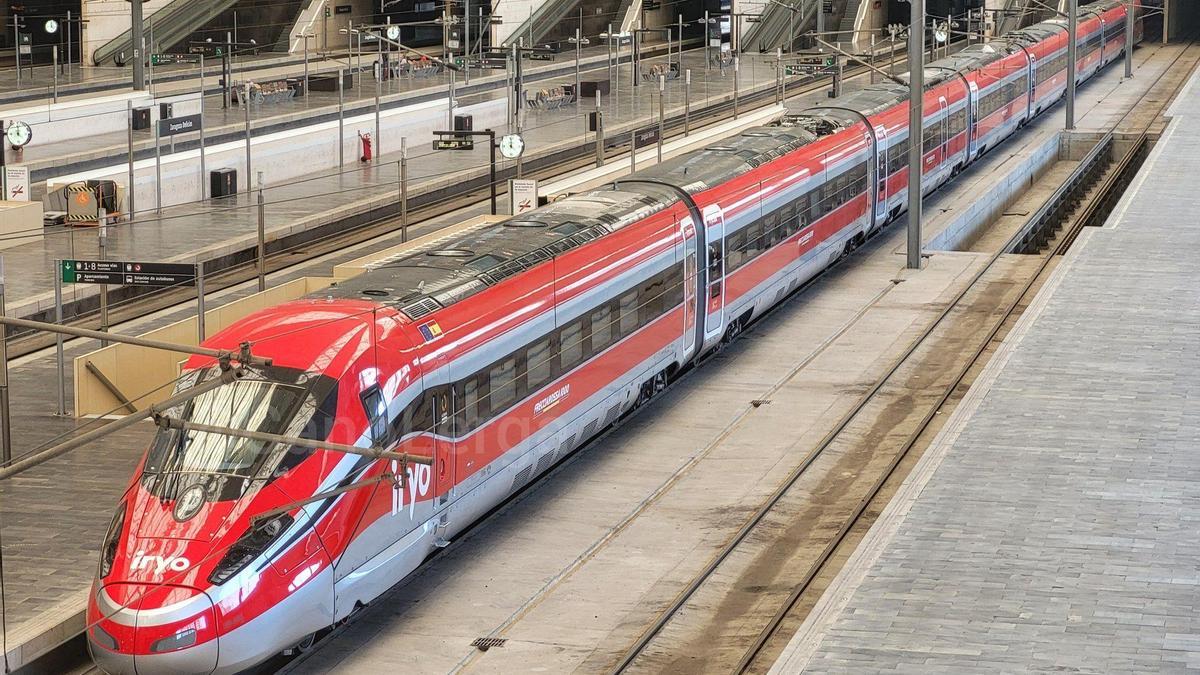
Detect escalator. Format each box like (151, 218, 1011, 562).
(740, 0, 816, 53)
(503, 0, 629, 48)
(91, 0, 307, 66)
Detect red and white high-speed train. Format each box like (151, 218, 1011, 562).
(89, 3, 1139, 672)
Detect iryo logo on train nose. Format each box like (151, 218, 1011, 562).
(129, 551, 192, 575)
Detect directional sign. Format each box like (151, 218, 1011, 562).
(157, 114, 203, 137)
(433, 137, 475, 150)
(151, 53, 201, 65)
(61, 260, 196, 287)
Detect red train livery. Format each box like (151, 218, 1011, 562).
(88, 2, 1139, 672)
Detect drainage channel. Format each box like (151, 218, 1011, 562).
(1010, 132, 1155, 255)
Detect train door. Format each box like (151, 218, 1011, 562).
(421, 361, 455, 517)
(874, 124, 889, 226)
(967, 80, 980, 158)
(1027, 51, 1037, 118)
(702, 204, 726, 344)
(680, 216, 699, 359)
(938, 95, 948, 167)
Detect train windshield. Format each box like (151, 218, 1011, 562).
(142, 367, 338, 501)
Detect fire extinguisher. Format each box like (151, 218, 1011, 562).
(358, 131, 373, 163)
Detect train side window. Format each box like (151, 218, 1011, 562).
(360, 385, 389, 446)
(640, 275, 665, 324)
(489, 357, 517, 415)
(560, 318, 584, 372)
(590, 305, 613, 354)
(457, 377, 481, 432)
(527, 336, 554, 392)
(619, 290, 639, 336)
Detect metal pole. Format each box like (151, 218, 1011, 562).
(776, 47, 783, 103)
(304, 36, 310, 99)
(907, 0, 925, 271)
(199, 54, 206, 199)
(224, 32, 232, 109)
(148, 14, 154, 93)
(1163, 0, 1169, 44)
(0, 258, 11, 463)
(488, 131, 497, 215)
(154, 124, 162, 213)
(705, 11, 711, 71)
(52, 46, 59, 102)
(1125, 1, 1134, 78)
(817, 0, 825, 37)
(54, 263, 65, 416)
(98, 208, 109, 345)
(67, 9, 72, 76)
(400, 138, 409, 242)
(870, 34, 877, 84)
(448, 67, 456, 129)
(245, 84, 252, 188)
(13, 15, 18, 89)
(339, 68, 346, 168)
(595, 92, 604, 167)
(132, 0, 146, 90)
(256, 172, 266, 292)
(1067, 0, 1077, 130)
(657, 76, 665, 163)
(575, 28, 582, 106)
(684, 69, 691, 135)
(630, 128, 637, 173)
(733, 55, 740, 118)
(196, 263, 206, 342)
(127, 101, 136, 218)
(375, 93, 382, 158)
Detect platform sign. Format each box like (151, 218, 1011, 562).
(157, 114, 203, 137)
(4, 166, 30, 202)
(509, 179, 538, 215)
(433, 137, 475, 150)
(61, 260, 197, 287)
(633, 126, 660, 149)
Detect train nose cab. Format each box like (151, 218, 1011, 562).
(88, 363, 344, 674)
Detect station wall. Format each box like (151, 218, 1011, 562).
(46, 96, 506, 214)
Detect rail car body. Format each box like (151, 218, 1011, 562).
(88, 2, 1140, 672)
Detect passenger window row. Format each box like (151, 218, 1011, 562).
(383, 262, 687, 439)
(1037, 53, 1069, 85)
(726, 162, 869, 273)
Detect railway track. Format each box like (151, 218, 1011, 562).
(605, 37, 1200, 675)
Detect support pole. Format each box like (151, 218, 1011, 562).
(154, 124, 162, 213)
(54, 262, 65, 416)
(734, 56, 740, 118)
(657, 76, 665, 163)
(1066, 0, 1077, 130)
(400, 139, 409, 242)
(705, 11, 711, 71)
(244, 84, 253, 189)
(907, 0, 925, 270)
(199, 54, 207, 199)
(98, 209, 110, 346)
(630, 128, 637, 173)
(375, 93, 381, 159)
(256, 173, 266, 292)
(339, 68, 345, 168)
(52, 47, 59, 102)
(595, 92, 605, 167)
(0, 258, 11, 463)
(575, 27, 582, 106)
(1125, 1, 1134, 78)
(684, 69, 691, 135)
(132, 0, 146, 90)
(196, 263, 206, 343)
(127, 101, 136, 218)
(488, 131, 497, 215)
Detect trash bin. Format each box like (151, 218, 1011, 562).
(454, 114, 473, 132)
(132, 107, 152, 130)
(210, 168, 237, 198)
(159, 102, 174, 119)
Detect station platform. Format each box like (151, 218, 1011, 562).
(0, 40, 673, 185)
(770, 47, 1200, 675)
(0, 47, 780, 328)
(276, 40, 1198, 675)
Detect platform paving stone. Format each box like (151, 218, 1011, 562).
(772, 51, 1200, 675)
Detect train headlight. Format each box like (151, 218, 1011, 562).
(208, 513, 294, 585)
(150, 627, 197, 653)
(99, 502, 127, 579)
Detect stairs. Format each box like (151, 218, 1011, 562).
(837, 0, 864, 44)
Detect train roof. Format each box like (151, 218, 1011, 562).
(314, 120, 832, 319)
